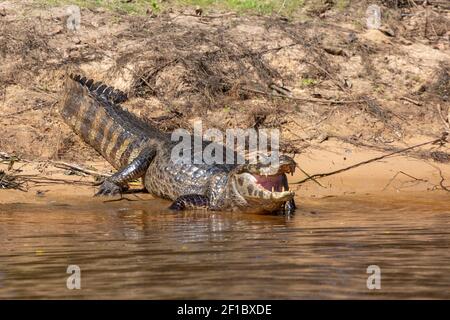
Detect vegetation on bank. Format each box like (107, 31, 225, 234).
(3, 0, 448, 169)
(34, 0, 351, 17)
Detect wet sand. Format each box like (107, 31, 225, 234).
(1, 141, 449, 204)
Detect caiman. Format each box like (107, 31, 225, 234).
(61, 74, 297, 214)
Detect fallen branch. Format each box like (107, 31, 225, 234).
(437, 167, 450, 192)
(293, 133, 448, 185)
(18, 175, 95, 186)
(1, 151, 21, 160)
(296, 165, 324, 188)
(437, 104, 450, 131)
(0, 170, 28, 191)
(325, 135, 450, 162)
(241, 87, 368, 104)
(51, 161, 110, 178)
(2, 107, 37, 118)
(400, 96, 422, 106)
(269, 83, 292, 97)
(382, 171, 428, 191)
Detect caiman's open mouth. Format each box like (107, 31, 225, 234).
(246, 172, 294, 201)
(253, 174, 286, 192)
(252, 159, 295, 192)
(234, 155, 296, 202)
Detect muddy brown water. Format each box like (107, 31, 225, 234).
(0, 194, 449, 299)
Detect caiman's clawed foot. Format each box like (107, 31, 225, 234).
(283, 199, 296, 216)
(94, 180, 125, 197)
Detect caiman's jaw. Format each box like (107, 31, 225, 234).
(237, 172, 295, 201)
(232, 155, 296, 210)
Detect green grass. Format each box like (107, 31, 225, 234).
(35, 0, 306, 16)
(182, 0, 268, 15)
(180, 0, 305, 16)
(300, 78, 316, 87)
(35, 0, 160, 15)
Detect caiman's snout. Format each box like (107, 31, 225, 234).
(235, 155, 296, 176)
(232, 155, 296, 208)
(256, 155, 296, 177)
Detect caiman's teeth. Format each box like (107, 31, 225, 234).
(282, 186, 285, 192)
(271, 186, 275, 192)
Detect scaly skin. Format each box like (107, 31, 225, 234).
(61, 74, 297, 214)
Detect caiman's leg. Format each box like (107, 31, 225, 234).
(95, 149, 155, 196)
(169, 195, 210, 210)
(284, 198, 296, 215)
(282, 175, 296, 215)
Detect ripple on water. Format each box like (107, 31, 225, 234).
(0, 194, 449, 299)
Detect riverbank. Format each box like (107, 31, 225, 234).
(0, 0, 449, 204)
(2, 138, 449, 205)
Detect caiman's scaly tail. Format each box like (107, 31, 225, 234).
(61, 74, 153, 170)
(69, 74, 128, 104)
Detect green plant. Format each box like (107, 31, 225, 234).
(335, 0, 350, 11)
(35, 0, 306, 16)
(300, 78, 316, 86)
(151, 0, 160, 12)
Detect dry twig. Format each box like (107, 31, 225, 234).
(382, 171, 428, 191)
(437, 104, 450, 131)
(241, 87, 368, 104)
(400, 96, 422, 106)
(293, 133, 448, 185)
(51, 161, 110, 178)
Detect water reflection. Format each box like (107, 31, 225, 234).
(0, 194, 449, 299)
